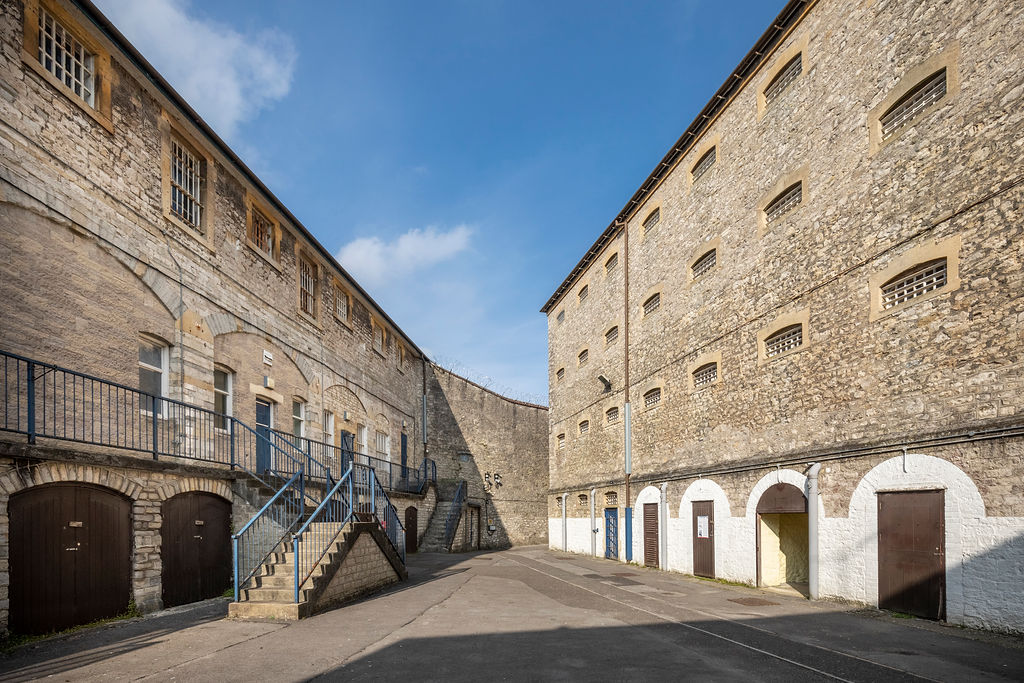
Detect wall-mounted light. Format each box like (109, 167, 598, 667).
(597, 374, 612, 393)
(343, 410, 351, 421)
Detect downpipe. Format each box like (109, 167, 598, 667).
(561, 493, 568, 552)
(807, 462, 821, 599)
(660, 482, 668, 571)
(590, 487, 597, 557)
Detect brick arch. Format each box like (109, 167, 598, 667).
(0, 462, 141, 500)
(154, 478, 232, 503)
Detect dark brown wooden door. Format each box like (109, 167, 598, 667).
(10, 483, 131, 634)
(878, 490, 945, 620)
(692, 500, 715, 578)
(405, 506, 418, 553)
(161, 493, 231, 608)
(643, 503, 659, 568)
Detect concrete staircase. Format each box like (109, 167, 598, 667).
(419, 499, 461, 551)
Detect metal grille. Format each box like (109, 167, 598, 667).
(578, 420, 589, 435)
(605, 253, 618, 273)
(557, 433, 565, 449)
(643, 293, 661, 316)
(691, 147, 716, 181)
(578, 349, 588, 366)
(605, 326, 619, 345)
(334, 287, 348, 319)
(881, 259, 947, 309)
(881, 69, 947, 141)
(764, 54, 802, 105)
(606, 407, 619, 424)
(765, 324, 803, 357)
(643, 208, 660, 233)
(557, 310, 565, 324)
(692, 249, 717, 279)
(579, 285, 588, 302)
(299, 257, 317, 315)
(693, 363, 718, 388)
(38, 8, 95, 106)
(248, 208, 273, 256)
(170, 139, 203, 228)
(643, 388, 661, 408)
(765, 183, 801, 225)
(556, 368, 564, 382)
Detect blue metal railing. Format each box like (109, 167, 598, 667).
(292, 464, 354, 602)
(232, 469, 305, 600)
(442, 481, 466, 551)
(371, 468, 406, 564)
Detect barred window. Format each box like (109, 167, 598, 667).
(881, 259, 947, 310)
(764, 54, 802, 106)
(643, 208, 661, 234)
(334, 286, 349, 320)
(556, 367, 565, 382)
(691, 147, 716, 182)
(579, 420, 590, 435)
(373, 322, 386, 353)
(37, 7, 95, 106)
(693, 362, 718, 389)
(606, 406, 619, 424)
(579, 285, 589, 302)
(605, 491, 618, 506)
(299, 256, 317, 316)
(605, 253, 618, 274)
(578, 349, 588, 367)
(643, 292, 661, 316)
(248, 207, 274, 257)
(557, 310, 565, 324)
(691, 249, 717, 279)
(557, 433, 566, 449)
(881, 69, 947, 141)
(765, 182, 802, 225)
(605, 326, 619, 345)
(170, 138, 203, 229)
(643, 388, 661, 408)
(578, 493, 588, 506)
(765, 324, 803, 358)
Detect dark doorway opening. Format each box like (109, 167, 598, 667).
(692, 500, 715, 578)
(755, 483, 808, 596)
(643, 502, 659, 568)
(878, 490, 945, 620)
(161, 492, 231, 608)
(406, 506, 418, 553)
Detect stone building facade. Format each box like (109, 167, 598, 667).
(0, 0, 546, 636)
(543, 0, 1024, 633)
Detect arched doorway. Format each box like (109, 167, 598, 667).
(161, 492, 231, 608)
(10, 483, 132, 634)
(756, 483, 808, 595)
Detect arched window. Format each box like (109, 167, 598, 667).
(578, 420, 590, 435)
(643, 292, 661, 316)
(880, 69, 947, 141)
(692, 362, 718, 388)
(578, 349, 588, 367)
(605, 252, 618, 273)
(605, 326, 619, 345)
(764, 324, 803, 358)
(691, 249, 717, 280)
(643, 207, 661, 234)
(764, 183, 802, 225)
(881, 259, 947, 310)
(691, 146, 716, 182)
(764, 54, 802, 106)
(606, 407, 620, 424)
(578, 284, 589, 302)
(643, 388, 662, 408)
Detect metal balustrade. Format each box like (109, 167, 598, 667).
(233, 469, 305, 601)
(442, 481, 466, 551)
(292, 464, 354, 602)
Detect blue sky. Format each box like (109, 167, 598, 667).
(95, 0, 783, 404)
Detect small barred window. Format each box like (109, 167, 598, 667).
(578, 349, 588, 367)
(605, 491, 618, 506)
(881, 69, 947, 141)
(248, 207, 274, 258)
(881, 259, 947, 310)
(765, 324, 803, 358)
(606, 406, 619, 424)
(643, 208, 661, 234)
(556, 367, 565, 382)
(557, 433, 565, 449)
(643, 388, 661, 408)
(643, 292, 661, 316)
(334, 286, 349, 320)
(170, 138, 204, 229)
(764, 54, 802, 106)
(605, 253, 618, 274)
(578, 494, 588, 506)
(691, 147, 716, 182)
(691, 249, 717, 279)
(557, 310, 565, 324)
(37, 8, 95, 107)
(299, 256, 318, 316)
(579, 285, 589, 302)
(579, 420, 590, 435)
(765, 183, 802, 225)
(605, 326, 619, 345)
(693, 362, 718, 388)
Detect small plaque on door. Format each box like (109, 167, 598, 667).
(68, 521, 83, 528)
(697, 515, 709, 538)
(194, 520, 205, 526)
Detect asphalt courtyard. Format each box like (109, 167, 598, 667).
(2, 546, 1023, 682)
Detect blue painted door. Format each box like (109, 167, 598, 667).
(255, 399, 272, 474)
(604, 508, 618, 559)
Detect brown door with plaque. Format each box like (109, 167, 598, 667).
(161, 492, 231, 608)
(643, 503, 659, 568)
(406, 506, 418, 553)
(878, 490, 945, 620)
(692, 500, 715, 578)
(10, 483, 131, 634)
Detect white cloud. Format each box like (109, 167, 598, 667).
(94, 0, 296, 138)
(337, 225, 473, 288)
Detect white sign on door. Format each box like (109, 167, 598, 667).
(697, 515, 710, 538)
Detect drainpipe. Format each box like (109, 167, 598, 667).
(660, 482, 668, 571)
(561, 493, 569, 551)
(807, 462, 821, 599)
(590, 487, 597, 557)
(622, 220, 633, 563)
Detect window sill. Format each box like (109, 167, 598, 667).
(333, 313, 353, 330)
(297, 309, 323, 330)
(245, 239, 282, 271)
(164, 212, 215, 251)
(760, 345, 808, 365)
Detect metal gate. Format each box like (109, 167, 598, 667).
(161, 492, 231, 608)
(604, 508, 618, 559)
(878, 490, 945, 620)
(692, 500, 714, 578)
(643, 502, 659, 568)
(406, 506, 418, 553)
(10, 483, 132, 634)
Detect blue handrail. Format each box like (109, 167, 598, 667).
(232, 469, 305, 600)
(291, 464, 354, 602)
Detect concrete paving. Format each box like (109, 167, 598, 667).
(1, 546, 1022, 682)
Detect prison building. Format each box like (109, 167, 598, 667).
(542, 0, 1024, 633)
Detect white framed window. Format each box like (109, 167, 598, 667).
(578, 420, 590, 435)
(37, 6, 95, 107)
(299, 255, 318, 317)
(643, 292, 661, 316)
(324, 410, 335, 446)
(881, 69, 947, 141)
(334, 285, 349, 320)
(578, 349, 588, 367)
(765, 324, 803, 358)
(578, 284, 589, 303)
(691, 249, 717, 280)
(556, 367, 565, 382)
(138, 336, 168, 415)
(213, 365, 233, 430)
(764, 53, 802, 106)
(170, 137, 204, 230)
(642, 207, 660, 234)
(606, 406, 619, 424)
(764, 183, 802, 225)
(557, 433, 566, 450)
(292, 399, 305, 439)
(691, 147, 716, 182)
(881, 259, 947, 310)
(643, 387, 661, 409)
(693, 362, 718, 389)
(375, 430, 390, 463)
(356, 423, 368, 455)
(605, 326, 619, 345)
(605, 253, 618, 274)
